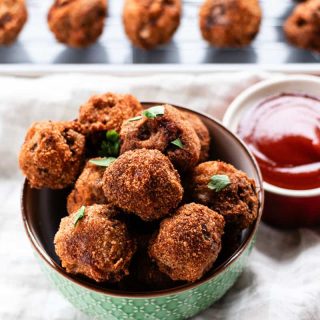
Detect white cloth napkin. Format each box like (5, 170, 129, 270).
(0, 72, 319, 320)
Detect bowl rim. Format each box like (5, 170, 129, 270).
(223, 75, 320, 198)
(21, 102, 264, 299)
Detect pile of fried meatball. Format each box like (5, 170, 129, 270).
(19, 93, 259, 290)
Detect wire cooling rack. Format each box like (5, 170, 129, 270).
(0, 0, 319, 64)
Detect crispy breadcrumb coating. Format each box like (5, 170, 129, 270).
(19, 121, 85, 189)
(149, 203, 225, 282)
(191, 161, 258, 229)
(54, 204, 136, 282)
(79, 92, 142, 134)
(103, 149, 183, 221)
(67, 157, 108, 214)
(120, 104, 201, 171)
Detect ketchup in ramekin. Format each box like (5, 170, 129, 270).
(238, 93, 320, 191)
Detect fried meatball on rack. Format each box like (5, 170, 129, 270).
(284, 0, 320, 52)
(123, 0, 181, 49)
(120, 104, 201, 171)
(103, 149, 183, 221)
(54, 204, 136, 282)
(0, 0, 27, 45)
(19, 121, 85, 189)
(199, 0, 262, 48)
(190, 161, 258, 229)
(149, 203, 225, 282)
(48, 0, 107, 48)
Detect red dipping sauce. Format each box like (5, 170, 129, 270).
(238, 93, 320, 190)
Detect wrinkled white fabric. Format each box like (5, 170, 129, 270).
(0, 73, 319, 320)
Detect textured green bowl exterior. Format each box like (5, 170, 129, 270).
(37, 237, 254, 320)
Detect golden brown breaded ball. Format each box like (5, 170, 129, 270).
(181, 111, 210, 163)
(149, 203, 225, 282)
(120, 104, 201, 171)
(67, 157, 108, 214)
(0, 0, 27, 45)
(199, 0, 262, 48)
(79, 92, 143, 134)
(123, 0, 182, 50)
(19, 121, 85, 189)
(54, 204, 136, 282)
(48, 0, 107, 48)
(103, 149, 183, 221)
(190, 161, 258, 229)
(284, 0, 320, 52)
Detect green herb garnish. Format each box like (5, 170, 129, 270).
(74, 206, 86, 226)
(142, 106, 165, 119)
(127, 116, 143, 123)
(171, 138, 184, 149)
(99, 130, 120, 157)
(208, 175, 231, 192)
(89, 157, 116, 167)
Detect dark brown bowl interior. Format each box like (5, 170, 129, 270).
(22, 102, 264, 298)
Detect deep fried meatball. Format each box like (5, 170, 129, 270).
(149, 203, 225, 282)
(67, 157, 108, 214)
(79, 92, 142, 134)
(181, 111, 210, 163)
(199, 0, 262, 48)
(120, 104, 201, 171)
(284, 0, 320, 52)
(48, 0, 107, 48)
(123, 0, 181, 50)
(19, 121, 85, 189)
(190, 161, 258, 229)
(103, 149, 183, 221)
(0, 0, 27, 45)
(54, 204, 136, 282)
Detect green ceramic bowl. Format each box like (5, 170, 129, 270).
(22, 103, 264, 320)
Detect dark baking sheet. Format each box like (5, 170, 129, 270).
(0, 0, 319, 64)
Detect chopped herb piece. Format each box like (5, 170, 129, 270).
(127, 116, 143, 123)
(89, 157, 116, 167)
(142, 106, 165, 119)
(208, 175, 231, 192)
(106, 129, 119, 142)
(171, 138, 184, 149)
(98, 130, 120, 157)
(74, 206, 86, 226)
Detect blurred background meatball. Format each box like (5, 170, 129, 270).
(48, 0, 107, 48)
(123, 0, 182, 50)
(79, 92, 142, 134)
(199, 0, 262, 47)
(120, 104, 201, 171)
(54, 204, 136, 282)
(180, 111, 210, 163)
(67, 157, 108, 214)
(284, 0, 320, 52)
(19, 121, 85, 189)
(103, 149, 183, 221)
(190, 161, 258, 229)
(149, 203, 225, 282)
(0, 0, 27, 45)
